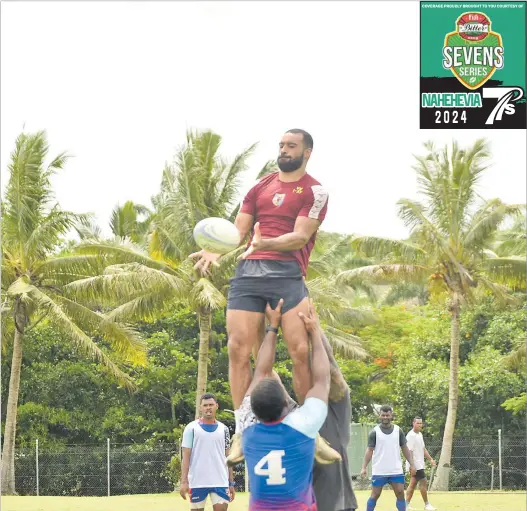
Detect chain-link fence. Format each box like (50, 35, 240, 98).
(424, 436, 526, 491)
(15, 442, 177, 496)
(13, 435, 526, 496)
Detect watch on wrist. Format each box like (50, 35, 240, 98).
(229, 481, 235, 487)
(266, 325, 279, 334)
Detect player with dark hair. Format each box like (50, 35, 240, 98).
(180, 393, 235, 510)
(361, 406, 415, 511)
(236, 299, 331, 510)
(190, 129, 338, 464)
(405, 417, 436, 511)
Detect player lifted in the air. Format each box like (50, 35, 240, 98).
(191, 129, 339, 464)
(235, 298, 330, 510)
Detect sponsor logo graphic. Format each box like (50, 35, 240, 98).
(272, 193, 286, 207)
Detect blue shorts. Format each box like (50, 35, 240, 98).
(371, 474, 405, 486)
(190, 487, 230, 507)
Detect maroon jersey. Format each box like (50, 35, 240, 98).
(239, 172, 329, 276)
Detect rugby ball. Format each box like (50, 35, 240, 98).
(193, 217, 241, 254)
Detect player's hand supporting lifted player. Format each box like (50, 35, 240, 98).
(298, 300, 322, 335)
(239, 222, 262, 260)
(265, 298, 284, 328)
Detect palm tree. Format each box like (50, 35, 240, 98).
(76, 200, 153, 246)
(67, 130, 266, 418)
(337, 139, 524, 490)
(0, 131, 146, 494)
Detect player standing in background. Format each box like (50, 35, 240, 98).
(361, 406, 416, 511)
(191, 129, 338, 464)
(312, 331, 358, 511)
(405, 417, 437, 511)
(180, 394, 235, 510)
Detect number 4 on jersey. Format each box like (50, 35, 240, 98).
(254, 450, 286, 485)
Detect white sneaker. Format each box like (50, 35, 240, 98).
(406, 505, 416, 510)
(424, 504, 437, 511)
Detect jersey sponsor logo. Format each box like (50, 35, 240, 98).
(272, 193, 286, 207)
(293, 186, 303, 194)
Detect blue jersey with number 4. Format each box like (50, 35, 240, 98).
(243, 398, 328, 511)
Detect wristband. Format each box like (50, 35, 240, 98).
(266, 326, 279, 334)
(229, 481, 235, 487)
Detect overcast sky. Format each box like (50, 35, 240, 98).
(1, 1, 525, 240)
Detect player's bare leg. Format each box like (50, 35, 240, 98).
(280, 297, 312, 404)
(227, 309, 265, 409)
(226, 309, 264, 466)
(390, 482, 407, 511)
(419, 478, 435, 509)
(212, 504, 228, 511)
(406, 475, 417, 502)
(366, 486, 383, 511)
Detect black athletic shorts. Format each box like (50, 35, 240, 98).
(227, 260, 308, 314)
(413, 469, 426, 482)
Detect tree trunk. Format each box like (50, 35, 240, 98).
(1, 306, 26, 495)
(431, 291, 461, 491)
(194, 307, 211, 419)
(171, 397, 176, 424)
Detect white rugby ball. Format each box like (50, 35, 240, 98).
(193, 217, 241, 254)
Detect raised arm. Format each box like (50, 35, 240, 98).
(298, 302, 330, 403)
(246, 300, 284, 395)
(320, 331, 348, 398)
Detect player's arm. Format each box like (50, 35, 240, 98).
(401, 431, 416, 474)
(361, 430, 376, 477)
(257, 216, 321, 252)
(242, 185, 329, 257)
(234, 212, 254, 242)
(246, 300, 284, 395)
(424, 447, 436, 466)
(224, 426, 236, 500)
(320, 330, 348, 397)
(179, 424, 194, 499)
(299, 303, 330, 403)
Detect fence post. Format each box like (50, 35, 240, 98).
(244, 461, 249, 493)
(498, 429, 502, 491)
(107, 438, 111, 497)
(36, 439, 39, 496)
(490, 463, 494, 491)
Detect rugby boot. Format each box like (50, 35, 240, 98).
(315, 433, 342, 464)
(226, 433, 244, 467)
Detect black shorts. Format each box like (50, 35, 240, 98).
(227, 260, 308, 314)
(413, 469, 426, 482)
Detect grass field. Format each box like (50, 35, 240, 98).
(3, 491, 526, 511)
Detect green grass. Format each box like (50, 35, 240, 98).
(2, 491, 526, 511)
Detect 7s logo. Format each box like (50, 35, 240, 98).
(483, 87, 524, 125)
